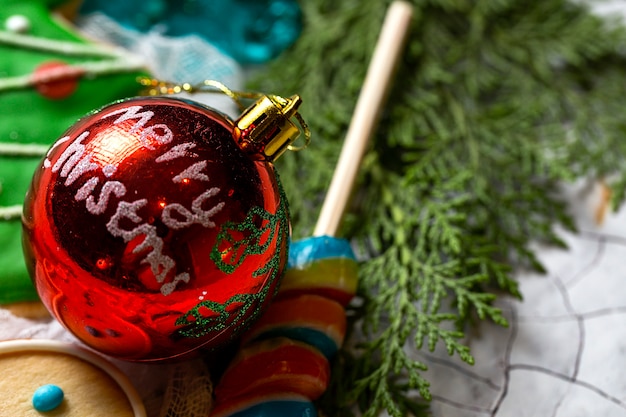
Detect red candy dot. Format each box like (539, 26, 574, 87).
(33, 61, 82, 100)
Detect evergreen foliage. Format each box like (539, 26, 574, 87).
(251, 0, 626, 415)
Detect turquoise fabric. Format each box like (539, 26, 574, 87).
(79, 0, 302, 64)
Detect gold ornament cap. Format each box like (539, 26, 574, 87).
(234, 94, 303, 162)
(139, 77, 309, 162)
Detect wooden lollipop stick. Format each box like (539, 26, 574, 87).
(313, 1, 414, 237)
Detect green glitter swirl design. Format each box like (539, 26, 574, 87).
(174, 175, 289, 339)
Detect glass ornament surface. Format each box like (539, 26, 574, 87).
(22, 96, 290, 361)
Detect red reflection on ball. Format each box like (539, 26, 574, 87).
(22, 97, 289, 361)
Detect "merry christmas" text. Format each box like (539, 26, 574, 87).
(44, 105, 225, 296)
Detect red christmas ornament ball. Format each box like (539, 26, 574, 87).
(22, 96, 290, 361)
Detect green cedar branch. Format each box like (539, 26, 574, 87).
(252, 0, 626, 415)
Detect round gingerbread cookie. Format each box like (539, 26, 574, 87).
(0, 339, 146, 416)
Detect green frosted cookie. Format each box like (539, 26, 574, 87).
(0, 0, 150, 304)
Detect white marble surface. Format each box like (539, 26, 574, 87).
(416, 180, 626, 417)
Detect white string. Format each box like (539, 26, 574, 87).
(0, 142, 50, 156)
(0, 58, 145, 92)
(0, 30, 132, 58)
(0, 205, 23, 221)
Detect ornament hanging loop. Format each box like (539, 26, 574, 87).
(139, 77, 310, 161)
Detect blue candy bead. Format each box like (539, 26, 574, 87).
(32, 384, 64, 412)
